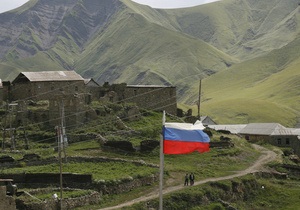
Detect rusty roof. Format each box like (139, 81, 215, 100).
(13, 71, 84, 83)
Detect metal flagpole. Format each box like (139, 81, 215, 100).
(197, 79, 202, 120)
(159, 110, 166, 210)
(59, 99, 64, 210)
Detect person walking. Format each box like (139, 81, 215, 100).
(189, 173, 195, 186)
(184, 173, 189, 186)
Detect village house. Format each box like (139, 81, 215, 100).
(239, 123, 299, 147)
(10, 71, 88, 127)
(208, 124, 247, 134)
(11, 71, 86, 101)
(0, 185, 16, 210)
(0, 79, 11, 104)
(5, 71, 178, 127)
(122, 85, 177, 115)
(84, 78, 100, 103)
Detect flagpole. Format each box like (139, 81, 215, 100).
(159, 110, 166, 210)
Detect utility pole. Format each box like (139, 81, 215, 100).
(197, 79, 202, 120)
(9, 105, 14, 150)
(55, 124, 63, 210)
(61, 99, 67, 162)
(56, 99, 66, 210)
(59, 99, 65, 210)
(8, 103, 18, 150)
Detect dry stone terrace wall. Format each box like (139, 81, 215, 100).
(1, 156, 159, 169)
(16, 190, 101, 210)
(1, 156, 159, 194)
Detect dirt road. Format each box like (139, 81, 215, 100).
(100, 145, 278, 210)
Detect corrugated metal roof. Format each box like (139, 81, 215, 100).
(208, 124, 247, 134)
(126, 85, 175, 88)
(291, 129, 300, 135)
(239, 123, 292, 136)
(17, 71, 84, 82)
(84, 78, 100, 86)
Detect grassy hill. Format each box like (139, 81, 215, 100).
(166, 0, 300, 60)
(75, 6, 235, 86)
(184, 36, 300, 126)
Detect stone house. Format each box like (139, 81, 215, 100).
(0, 186, 16, 210)
(11, 71, 86, 101)
(11, 71, 87, 127)
(122, 85, 177, 115)
(84, 78, 100, 103)
(8, 72, 178, 126)
(0, 79, 12, 104)
(75, 82, 178, 116)
(239, 123, 299, 147)
(208, 124, 247, 134)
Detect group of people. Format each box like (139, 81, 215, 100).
(184, 173, 195, 186)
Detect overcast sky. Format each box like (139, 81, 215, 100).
(0, 0, 220, 13)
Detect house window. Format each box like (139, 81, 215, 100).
(286, 138, 290, 145)
(277, 138, 282, 145)
(75, 86, 78, 91)
(134, 89, 137, 96)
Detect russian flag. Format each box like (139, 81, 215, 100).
(163, 121, 210, 155)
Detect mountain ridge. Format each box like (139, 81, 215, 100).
(0, 0, 300, 126)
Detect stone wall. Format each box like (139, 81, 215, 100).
(210, 141, 234, 148)
(2, 172, 159, 198)
(0, 173, 93, 189)
(123, 86, 177, 115)
(11, 80, 85, 101)
(93, 173, 159, 195)
(1, 156, 159, 194)
(0, 186, 16, 210)
(16, 190, 101, 210)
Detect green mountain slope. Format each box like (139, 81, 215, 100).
(165, 0, 300, 60)
(75, 4, 236, 88)
(0, 0, 300, 126)
(196, 36, 300, 126)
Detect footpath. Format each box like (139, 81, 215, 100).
(100, 145, 278, 210)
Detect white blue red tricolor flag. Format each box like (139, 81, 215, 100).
(163, 120, 210, 154)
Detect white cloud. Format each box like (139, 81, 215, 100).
(0, 0, 29, 14)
